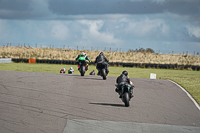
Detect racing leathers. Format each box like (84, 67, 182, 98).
(68, 67, 74, 74)
(95, 52, 109, 74)
(60, 67, 66, 73)
(115, 74, 134, 98)
(75, 53, 90, 70)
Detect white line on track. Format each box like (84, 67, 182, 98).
(168, 80, 200, 111)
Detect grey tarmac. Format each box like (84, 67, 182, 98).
(0, 70, 200, 133)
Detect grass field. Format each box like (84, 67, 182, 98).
(0, 63, 200, 105)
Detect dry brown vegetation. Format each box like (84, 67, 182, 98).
(0, 46, 200, 65)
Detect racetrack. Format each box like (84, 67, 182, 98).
(0, 70, 200, 133)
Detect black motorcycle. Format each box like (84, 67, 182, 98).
(78, 60, 88, 76)
(119, 83, 132, 107)
(97, 63, 108, 80)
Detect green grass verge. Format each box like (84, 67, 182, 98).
(0, 63, 200, 104)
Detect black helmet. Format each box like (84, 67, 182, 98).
(100, 52, 104, 56)
(122, 70, 128, 76)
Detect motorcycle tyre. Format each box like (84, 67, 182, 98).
(81, 66, 85, 76)
(101, 69, 106, 80)
(123, 92, 130, 107)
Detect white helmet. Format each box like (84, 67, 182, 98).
(81, 51, 86, 55)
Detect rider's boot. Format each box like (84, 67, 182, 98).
(116, 88, 122, 98)
(86, 65, 88, 71)
(97, 71, 100, 75)
(130, 93, 133, 98)
(119, 93, 122, 98)
(106, 69, 109, 74)
(130, 87, 134, 98)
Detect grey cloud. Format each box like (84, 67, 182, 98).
(48, 0, 200, 16)
(0, 0, 31, 11)
(163, 0, 200, 21)
(47, 0, 200, 23)
(0, 0, 200, 21)
(0, 0, 51, 19)
(48, 0, 163, 15)
(0, 0, 31, 19)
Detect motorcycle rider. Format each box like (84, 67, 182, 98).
(89, 70, 95, 75)
(95, 52, 109, 75)
(68, 67, 74, 74)
(60, 67, 66, 73)
(75, 51, 90, 70)
(115, 70, 134, 98)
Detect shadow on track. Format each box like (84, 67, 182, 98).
(59, 74, 104, 80)
(58, 74, 80, 77)
(82, 77, 104, 80)
(89, 102, 124, 107)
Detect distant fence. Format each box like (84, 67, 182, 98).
(11, 58, 200, 71)
(2, 43, 124, 52)
(1, 43, 200, 55)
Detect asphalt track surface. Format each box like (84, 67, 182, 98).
(0, 70, 200, 133)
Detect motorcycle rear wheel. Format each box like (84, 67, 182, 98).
(101, 69, 106, 80)
(81, 65, 85, 76)
(123, 92, 130, 107)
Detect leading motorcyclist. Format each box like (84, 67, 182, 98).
(115, 70, 134, 98)
(95, 52, 109, 75)
(75, 51, 90, 71)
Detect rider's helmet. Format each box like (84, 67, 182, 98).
(99, 52, 104, 56)
(81, 52, 85, 55)
(122, 70, 128, 76)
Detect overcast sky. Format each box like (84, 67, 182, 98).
(0, 0, 200, 53)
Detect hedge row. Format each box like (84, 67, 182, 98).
(12, 58, 200, 71)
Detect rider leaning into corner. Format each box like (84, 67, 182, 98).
(75, 51, 90, 70)
(95, 52, 109, 75)
(115, 70, 134, 98)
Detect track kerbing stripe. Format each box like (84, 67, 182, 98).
(168, 80, 200, 111)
